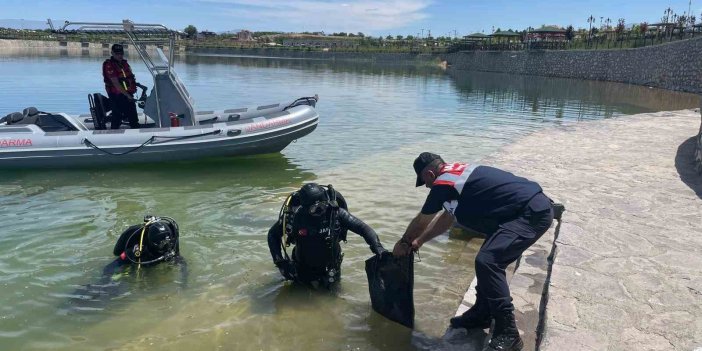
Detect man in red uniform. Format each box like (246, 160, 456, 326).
(102, 44, 140, 129)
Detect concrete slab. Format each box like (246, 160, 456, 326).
(445, 109, 702, 351)
(489, 110, 702, 350)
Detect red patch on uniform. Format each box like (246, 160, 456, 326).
(298, 228, 308, 236)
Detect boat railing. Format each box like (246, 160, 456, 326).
(49, 20, 177, 76)
(49, 19, 197, 128)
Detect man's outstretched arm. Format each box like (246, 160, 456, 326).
(392, 212, 438, 256)
(412, 210, 454, 250)
(338, 208, 385, 255)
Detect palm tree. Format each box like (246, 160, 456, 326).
(616, 19, 625, 33)
(663, 7, 673, 23)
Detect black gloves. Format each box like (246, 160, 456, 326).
(275, 259, 297, 281)
(372, 245, 388, 256)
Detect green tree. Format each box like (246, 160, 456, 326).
(184, 25, 197, 38)
(386, 35, 393, 40)
(395, 35, 403, 40)
(615, 18, 625, 37)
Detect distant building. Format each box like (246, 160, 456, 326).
(234, 30, 254, 41)
(526, 26, 567, 42)
(197, 30, 217, 40)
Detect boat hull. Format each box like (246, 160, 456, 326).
(0, 103, 318, 169)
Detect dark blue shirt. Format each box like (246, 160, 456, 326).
(421, 165, 542, 230)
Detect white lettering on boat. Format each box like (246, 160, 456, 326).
(0, 139, 33, 147)
(244, 118, 291, 133)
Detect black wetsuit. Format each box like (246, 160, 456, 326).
(65, 223, 186, 312)
(268, 207, 385, 285)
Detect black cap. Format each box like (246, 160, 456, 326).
(111, 44, 124, 54)
(413, 152, 443, 187)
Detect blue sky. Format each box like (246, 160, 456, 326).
(1, 0, 698, 37)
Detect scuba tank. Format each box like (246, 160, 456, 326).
(278, 184, 348, 285)
(113, 215, 180, 265)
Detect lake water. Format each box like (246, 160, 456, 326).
(0, 49, 698, 351)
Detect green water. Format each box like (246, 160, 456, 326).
(0, 49, 698, 350)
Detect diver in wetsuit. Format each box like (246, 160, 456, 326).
(111, 215, 182, 267)
(267, 183, 386, 288)
(67, 216, 186, 311)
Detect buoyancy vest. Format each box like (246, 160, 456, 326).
(103, 58, 137, 94)
(288, 208, 343, 281)
(281, 188, 348, 247)
(288, 205, 344, 246)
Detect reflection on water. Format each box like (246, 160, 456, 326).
(449, 69, 699, 118)
(0, 48, 698, 350)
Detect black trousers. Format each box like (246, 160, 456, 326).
(473, 192, 554, 315)
(108, 93, 140, 129)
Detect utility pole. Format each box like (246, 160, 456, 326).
(421, 28, 424, 38)
(453, 29, 457, 39)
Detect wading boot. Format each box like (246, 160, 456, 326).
(487, 310, 523, 351)
(449, 303, 491, 330)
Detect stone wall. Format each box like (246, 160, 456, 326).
(443, 37, 702, 94)
(186, 46, 440, 63)
(697, 104, 702, 174)
(0, 39, 441, 64)
(0, 39, 180, 55)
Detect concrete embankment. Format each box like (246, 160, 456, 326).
(442, 37, 702, 94)
(186, 47, 441, 64)
(433, 109, 702, 351)
(0, 38, 179, 55)
(0, 39, 441, 64)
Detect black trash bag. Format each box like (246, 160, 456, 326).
(365, 251, 415, 328)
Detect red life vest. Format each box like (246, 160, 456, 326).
(102, 57, 137, 95)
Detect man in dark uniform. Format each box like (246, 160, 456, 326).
(268, 183, 386, 288)
(393, 152, 555, 351)
(102, 44, 140, 129)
